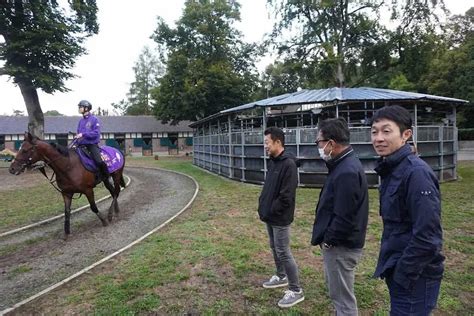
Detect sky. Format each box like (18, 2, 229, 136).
(0, 0, 472, 116)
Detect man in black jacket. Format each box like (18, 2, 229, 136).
(258, 127, 304, 308)
(311, 118, 369, 316)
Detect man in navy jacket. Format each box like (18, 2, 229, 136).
(311, 118, 369, 316)
(258, 127, 304, 308)
(371, 105, 444, 315)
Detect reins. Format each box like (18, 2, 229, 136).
(34, 140, 83, 199)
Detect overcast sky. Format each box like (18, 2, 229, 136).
(0, 1, 472, 116)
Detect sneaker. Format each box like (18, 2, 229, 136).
(278, 289, 304, 308)
(262, 275, 288, 288)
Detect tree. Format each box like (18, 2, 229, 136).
(117, 46, 164, 115)
(422, 8, 474, 128)
(259, 60, 305, 99)
(151, 0, 260, 123)
(0, 0, 98, 137)
(44, 110, 63, 116)
(266, 0, 446, 88)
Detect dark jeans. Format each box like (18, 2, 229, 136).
(386, 274, 441, 316)
(266, 223, 301, 292)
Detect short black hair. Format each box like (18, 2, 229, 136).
(264, 126, 285, 146)
(317, 117, 350, 145)
(371, 105, 412, 133)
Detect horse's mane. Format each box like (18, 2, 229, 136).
(49, 142, 70, 157)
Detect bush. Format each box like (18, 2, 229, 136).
(458, 129, 474, 140)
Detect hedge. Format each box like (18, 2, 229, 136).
(458, 129, 474, 141)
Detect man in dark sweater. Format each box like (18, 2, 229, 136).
(258, 127, 304, 308)
(311, 118, 369, 316)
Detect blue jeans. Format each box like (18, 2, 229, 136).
(386, 274, 441, 316)
(266, 224, 301, 292)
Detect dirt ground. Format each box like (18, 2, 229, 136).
(0, 166, 197, 312)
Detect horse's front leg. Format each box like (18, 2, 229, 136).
(85, 189, 108, 227)
(62, 193, 73, 239)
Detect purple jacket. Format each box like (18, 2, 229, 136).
(77, 114, 101, 145)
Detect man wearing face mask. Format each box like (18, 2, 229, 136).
(311, 118, 369, 316)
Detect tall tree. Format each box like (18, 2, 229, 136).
(117, 46, 164, 115)
(422, 8, 474, 127)
(151, 0, 259, 123)
(0, 0, 98, 137)
(260, 60, 305, 99)
(266, 0, 445, 88)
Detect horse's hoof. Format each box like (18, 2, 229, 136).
(63, 234, 69, 241)
(102, 220, 109, 227)
(107, 214, 113, 222)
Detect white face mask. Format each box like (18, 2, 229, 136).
(318, 142, 332, 161)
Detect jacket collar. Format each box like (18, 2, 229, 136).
(271, 150, 288, 161)
(374, 143, 412, 177)
(325, 146, 354, 171)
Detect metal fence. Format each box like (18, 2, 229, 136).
(193, 126, 457, 187)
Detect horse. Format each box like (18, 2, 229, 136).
(9, 132, 126, 238)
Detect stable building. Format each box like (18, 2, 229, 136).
(0, 116, 194, 156)
(190, 87, 469, 187)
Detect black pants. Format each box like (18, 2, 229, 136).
(84, 144, 109, 177)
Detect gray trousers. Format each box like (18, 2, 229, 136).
(322, 246, 363, 316)
(266, 223, 301, 292)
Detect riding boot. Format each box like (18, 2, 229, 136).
(99, 162, 111, 185)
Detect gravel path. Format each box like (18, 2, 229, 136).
(0, 167, 197, 311)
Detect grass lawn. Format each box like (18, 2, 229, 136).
(12, 158, 474, 314)
(0, 165, 111, 234)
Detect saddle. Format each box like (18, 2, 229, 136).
(76, 145, 124, 174)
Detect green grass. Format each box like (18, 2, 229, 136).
(12, 158, 474, 314)
(0, 169, 111, 233)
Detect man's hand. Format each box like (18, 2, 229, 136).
(75, 133, 83, 139)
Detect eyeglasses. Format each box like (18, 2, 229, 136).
(315, 139, 329, 145)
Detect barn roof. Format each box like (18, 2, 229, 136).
(190, 87, 469, 127)
(0, 116, 193, 135)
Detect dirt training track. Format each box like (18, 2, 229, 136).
(0, 167, 197, 312)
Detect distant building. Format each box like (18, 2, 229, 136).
(0, 116, 194, 156)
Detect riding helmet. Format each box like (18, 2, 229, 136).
(78, 100, 92, 110)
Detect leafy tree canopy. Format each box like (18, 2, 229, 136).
(266, 0, 446, 88)
(44, 110, 63, 116)
(151, 0, 260, 123)
(0, 0, 98, 136)
(113, 46, 164, 115)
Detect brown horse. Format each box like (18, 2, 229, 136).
(9, 132, 126, 237)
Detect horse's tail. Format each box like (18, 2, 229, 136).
(120, 175, 126, 188)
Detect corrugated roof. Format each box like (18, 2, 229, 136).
(268, 87, 468, 105)
(189, 87, 469, 127)
(0, 116, 193, 135)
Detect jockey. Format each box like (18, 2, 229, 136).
(75, 100, 110, 182)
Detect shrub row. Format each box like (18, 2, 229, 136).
(458, 129, 474, 141)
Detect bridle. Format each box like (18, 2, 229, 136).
(13, 143, 38, 171)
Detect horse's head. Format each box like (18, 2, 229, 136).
(9, 132, 42, 175)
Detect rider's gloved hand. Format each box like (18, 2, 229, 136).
(75, 133, 83, 139)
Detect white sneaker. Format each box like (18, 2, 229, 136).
(262, 275, 288, 288)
